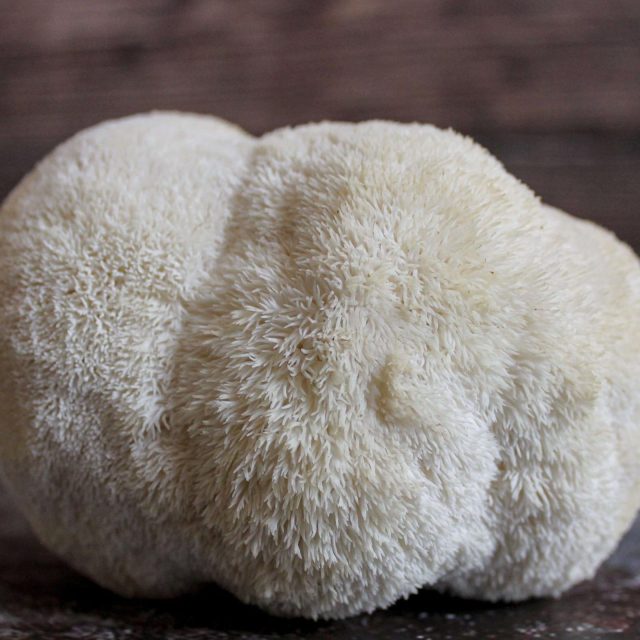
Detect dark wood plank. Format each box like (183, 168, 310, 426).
(0, 0, 639, 143)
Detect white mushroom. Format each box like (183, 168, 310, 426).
(0, 112, 639, 619)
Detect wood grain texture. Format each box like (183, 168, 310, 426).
(1, 1, 639, 247)
(1, 0, 640, 133)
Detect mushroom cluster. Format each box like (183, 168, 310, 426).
(0, 113, 639, 619)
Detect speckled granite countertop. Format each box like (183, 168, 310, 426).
(1, 486, 639, 640)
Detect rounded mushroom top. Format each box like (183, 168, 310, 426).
(1, 112, 639, 619)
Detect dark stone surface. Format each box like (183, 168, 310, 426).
(1, 486, 640, 639)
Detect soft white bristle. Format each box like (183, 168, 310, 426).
(0, 112, 639, 619)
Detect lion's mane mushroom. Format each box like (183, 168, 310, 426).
(0, 113, 639, 619)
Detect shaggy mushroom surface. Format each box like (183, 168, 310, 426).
(0, 113, 639, 619)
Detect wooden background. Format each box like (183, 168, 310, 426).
(1, 0, 639, 248)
